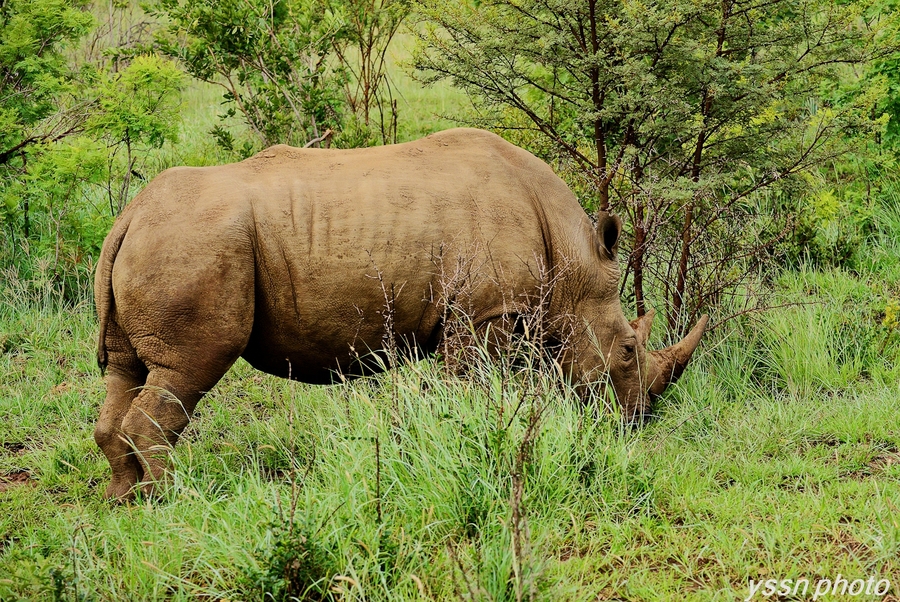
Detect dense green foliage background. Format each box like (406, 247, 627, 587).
(1, 0, 899, 599)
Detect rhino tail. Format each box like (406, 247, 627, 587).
(94, 212, 133, 374)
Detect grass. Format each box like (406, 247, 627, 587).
(1, 261, 899, 600)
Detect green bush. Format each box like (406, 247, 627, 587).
(239, 516, 341, 601)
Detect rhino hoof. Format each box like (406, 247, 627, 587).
(104, 479, 138, 503)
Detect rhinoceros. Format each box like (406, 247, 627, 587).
(93, 128, 707, 500)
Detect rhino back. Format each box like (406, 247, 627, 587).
(116, 129, 598, 382)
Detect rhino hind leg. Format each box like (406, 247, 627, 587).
(117, 316, 251, 498)
(96, 370, 147, 500)
(94, 318, 149, 500)
(103, 239, 255, 499)
(119, 359, 237, 499)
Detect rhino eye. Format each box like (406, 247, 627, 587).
(623, 343, 635, 356)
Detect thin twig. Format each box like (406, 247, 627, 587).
(303, 129, 333, 148)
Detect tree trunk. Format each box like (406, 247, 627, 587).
(670, 0, 730, 333)
(23, 198, 29, 240)
(588, 0, 609, 211)
(22, 150, 29, 239)
(671, 202, 694, 332)
(632, 162, 646, 317)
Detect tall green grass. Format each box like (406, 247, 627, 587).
(2, 264, 899, 599)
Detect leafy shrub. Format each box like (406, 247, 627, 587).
(239, 516, 340, 601)
(152, 0, 347, 152)
(88, 54, 185, 215)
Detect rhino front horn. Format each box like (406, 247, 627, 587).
(647, 315, 709, 397)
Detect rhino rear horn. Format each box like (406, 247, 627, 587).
(629, 308, 656, 347)
(647, 315, 709, 397)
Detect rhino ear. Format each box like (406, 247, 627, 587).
(596, 212, 622, 259)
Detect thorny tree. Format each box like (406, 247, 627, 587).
(413, 0, 893, 334)
(333, 0, 409, 144)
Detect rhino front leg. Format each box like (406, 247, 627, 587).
(438, 313, 513, 375)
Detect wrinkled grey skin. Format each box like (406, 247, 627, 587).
(94, 128, 707, 500)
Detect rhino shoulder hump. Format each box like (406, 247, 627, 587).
(424, 128, 504, 146)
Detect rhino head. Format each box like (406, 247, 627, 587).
(568, 213, 709, 424)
